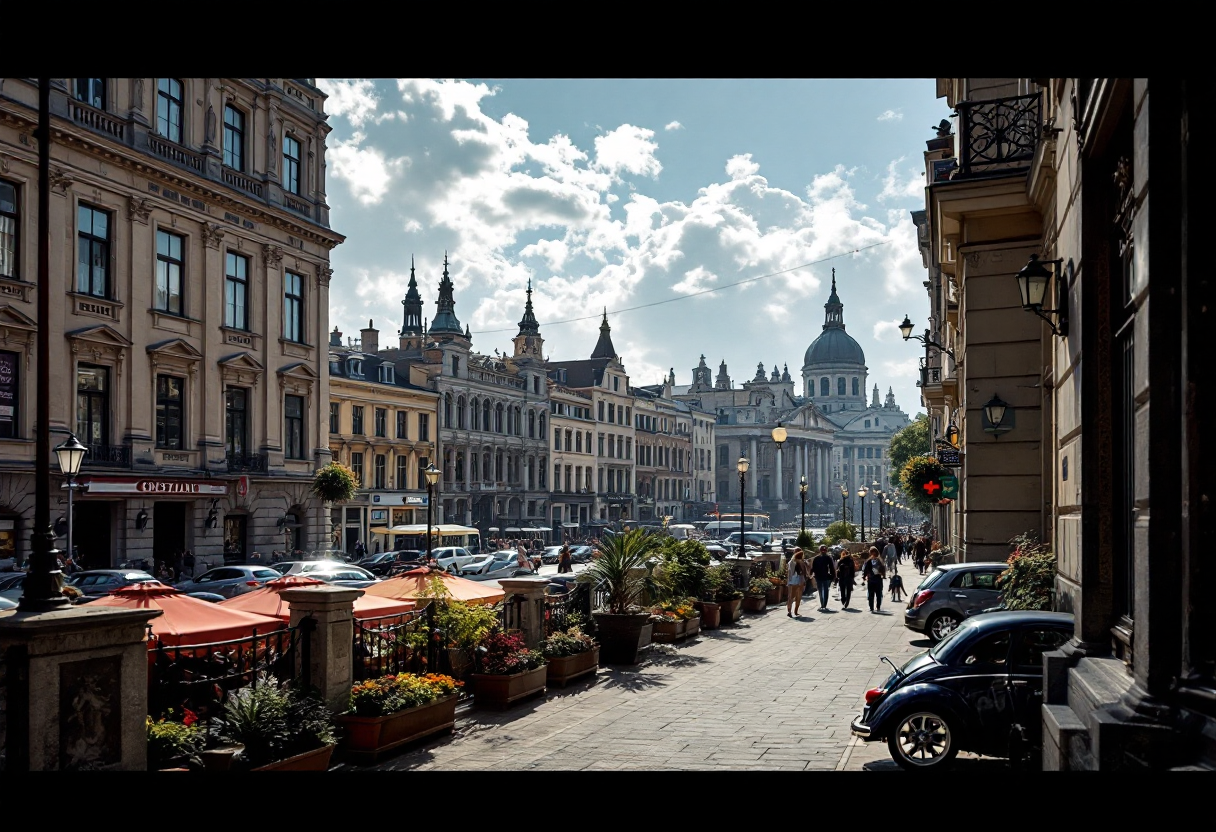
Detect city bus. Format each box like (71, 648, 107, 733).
(699, 513, 771, 537)
(368, 524, 483, 555)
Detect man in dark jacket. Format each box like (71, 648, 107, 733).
(861, 546, 887, 613)
(836, 550, 857, 609)
(810, 545, 837, 611)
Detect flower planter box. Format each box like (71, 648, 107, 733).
(546, 647, 599, 687)
(651, 618, 686, 643)
(765, 586, 783, 605)
(684, 615, 700, 637)
(694, 601, 720, 629)
(471, 664, 547, 708)
(336, 695, 458, 763)
(743, 595, 767, 613)
(720, 598, 743, 623)
(251, 743, 335, 772)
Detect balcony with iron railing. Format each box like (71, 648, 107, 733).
(226, 452, 269, 474)
(84, 443, 132, 469)
(951, 92, 1043, 181)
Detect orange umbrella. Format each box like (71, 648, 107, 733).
(363, 567, 505, 605)
(89, 582, 285, 646)
(219, 575, 416, 621)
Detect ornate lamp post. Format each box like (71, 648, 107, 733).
(54, 433, 88, 571)
(424, 463, 440, 567)
(736, 456, 749, 556)
(872, 481, 882, 534)
(857, 485, 868, 543)
(799, 475, 808, 537)
(840, 484, 849, 526)
(770, 423, 787, 516)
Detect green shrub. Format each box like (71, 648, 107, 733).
(795, 530, 817, 549)
(211, 673, 336, 768)
(825, 520, 855, 542)
(996, 531, 1057, 611)
(146, 710, 206, 769)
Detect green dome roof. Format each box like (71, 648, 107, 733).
(804, 327, 866, 367)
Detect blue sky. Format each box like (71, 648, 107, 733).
(316, 79, 951, 416)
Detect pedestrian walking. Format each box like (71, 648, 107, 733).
(785, 548, 807, 617)
(912, 536, 927, 574)
(881, 536, 898, 571)
(889, 565, 906, 603)
(558, 542, 573, 573)
(354, 540, 366, 560)
(183, 549, 195, 579)
(516, 542, 533, 573)
(836, 549, 857, 609)
(810, 544, 836, 611)
(862, 546, 887, 613)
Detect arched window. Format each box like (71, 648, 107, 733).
(457, 396, 466, 429)
(852, 377, 859, 396)
(443, 393, 452, 428)
(539, 414, 546, 439)
(821, 377, 829, 397)
(514, 407, 522, 436)
(471, 452, 480, 481)
(837, 377, 846, 396)
(529, 410, 536, 438)
(495, 403, 504, 433)
(483, 451, 492, 480)
(471, 398, 480, 431)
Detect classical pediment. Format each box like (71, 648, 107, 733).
(0, 304, 37, 331)
(66, 324, 133, 349)
(218, 352, 265, 372)
(147, 338, 203, 361)
(277, 361, 318, 381)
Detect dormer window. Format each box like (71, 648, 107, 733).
(379, 364, 395, 384)
(329, 355, 341, 375)
(348, 358, 363, 377)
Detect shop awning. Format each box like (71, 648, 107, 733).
(218, 576, 416, 621)
(89, 582, 283, 646)
(363, 567, 504, 605)
(370, 524, 480, 536)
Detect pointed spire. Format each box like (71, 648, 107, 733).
(429, 252, 463, 335)
(715, 359, 731, 390)
(823, 267, 845, 330)
(591, 308, 616, 360)
(885, 386, 896, 407)
(400, 255, 424, 337)
(782, 363, 791, 382)
(872, 383, 880, 407)
(517, 277, 540, 336)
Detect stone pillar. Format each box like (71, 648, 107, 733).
(748, 437, 758, 500)
(0, 605, 162, 771)
(280, 586, 361, 712)
(497, 577, 548, 650)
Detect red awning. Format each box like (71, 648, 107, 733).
(363, 567, 505, 605)
(88, 582, 283, 645)
(219, 575, 416, 620)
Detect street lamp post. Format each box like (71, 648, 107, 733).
(770, 423, 787, 520)
(737, 456, 749, 557)
(799, 475, 807, 538)
(54, 433, 88, 571)
(424, 463, 440, 567)
(840, 484, 849, 526)
(857, 485, 868, 543)
(872, 481, 881, 533)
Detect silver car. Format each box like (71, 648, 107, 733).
(903, 562, 1007, 643)
(174, 565, 282, 598)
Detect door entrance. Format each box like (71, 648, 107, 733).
(153, 501, 186, 574)
(73, 501, 113, 569)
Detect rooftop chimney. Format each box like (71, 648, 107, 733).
(361, 319, 379, 354)
(329, 326, 342, 347)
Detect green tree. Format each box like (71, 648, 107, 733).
(889, 413, 930, 477)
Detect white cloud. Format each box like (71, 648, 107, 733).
(725, 154, 760, 180)
(664, 121, 683, 131)
(326, 132, 401, 206)
(877, 157, 924, 203)
(593, 125, 662, 179)
(872, 318, 906, 342)
(877, 109, 903, 122)
(317, 79, 380, 127)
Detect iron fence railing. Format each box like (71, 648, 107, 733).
(84, 442, 132, 467)
(351, 607, 435, 683)
(544, 582, 593, 636)
(955, 92, 1042, 180)
(147, 619, 312, 728)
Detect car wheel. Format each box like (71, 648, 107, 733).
(927, 610, 961, 643)
(887, 710, 959, 771)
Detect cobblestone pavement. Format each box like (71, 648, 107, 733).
(364, 583, 1007, 772)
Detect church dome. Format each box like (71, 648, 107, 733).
(804, 327, 866, 367)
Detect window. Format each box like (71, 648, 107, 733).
(575, 431, 583, 453)
(0, 181, 18, 281)
(598, 401, 604, 422)
(837, 377, 846, 396)
(348, 358, 363, 377)
(224, 252, 249, 330)
(77, 365, 109, 447)
(396, 411, 408, 439)
(457, 396, 466, 429)
(820, 377, 829, 397)
(284, 394, 305, 459)
(554, 464, 562, 491)
(494, 404, 503, 433)
(351, 406, 364, 435)
(625, 407, 631, 425)
(852, 377, 859, 396)
(1011, 628, 1071, 673)
(451, 356, 460, 376)
(156, 79, 183, 144)
(960, 631, 1011, 671)
(418, 413, 429, 441)
(374, 408, 387, 438)
(396, 455, 409, 489)
(443, 394, 452, 428)
(76, 204, 110, 298)
(155, 374, 185, 449)
(350, 452, 364, 487)
(598, 434, 604, 456)
(329, 402, 340, 434)
(613, 377, 620, 392)
(718, 445, 729, 466)
(374, 454, 386, 489)
(75, 78, 105, 109)
(379, 364, 395, 384)
(283, 271, 304, 342)
(608, 403, 615, 423)
(528, 410, 535, 438)
(282, 134, 301, 195)
(0, 351, 19, 438)
(223, 105, 245, 171)
(224, 387, 248, 457)
(554, 431, 562, 451)
(154, 229, 184, 315)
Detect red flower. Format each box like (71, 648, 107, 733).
(182, 708, 198, 727)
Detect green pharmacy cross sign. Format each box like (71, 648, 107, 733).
(940, 474, 959, 500)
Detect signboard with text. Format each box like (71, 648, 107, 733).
(937, 448, 961, 467)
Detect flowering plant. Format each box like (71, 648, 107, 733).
(541, 625, 597, 658)
(475, 630, 546, 675)
(348, 672, 463, 717)
(146, 708, 206, 769)
(747, 577, 772, 597)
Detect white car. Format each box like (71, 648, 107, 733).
(429, 546, 481, 572)
(460, 551, 533, 581)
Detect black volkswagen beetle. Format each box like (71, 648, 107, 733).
(850, 610, 1073, 770)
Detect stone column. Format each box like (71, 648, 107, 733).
(497, 577, 548, 650)
(748, 437, 758, 500)
(0, 605, 162, 770)
(281, 585, 361, 713)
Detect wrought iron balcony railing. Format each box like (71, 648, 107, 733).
(954, 92, 1042, 180)
(84, 443, 132, 468)
(226, 452, 269, 473)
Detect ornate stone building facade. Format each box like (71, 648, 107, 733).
(0, 78, 342, 572)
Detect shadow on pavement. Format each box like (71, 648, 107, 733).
(909, 638, 933, 648)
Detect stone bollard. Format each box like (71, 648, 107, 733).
(497, 577, 549, 650)
(280, 586, 362, 713)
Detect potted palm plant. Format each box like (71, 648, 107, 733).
(580, 528, 661, 664)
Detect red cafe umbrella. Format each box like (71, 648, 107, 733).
(88, 582, 284, 646)
(219, 575, 416, 621)
(363, 567, 505, 605)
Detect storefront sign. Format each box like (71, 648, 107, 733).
(80, 477, 229, 495)
(937, 448, 961, 467)
(0, 351, 15, 428)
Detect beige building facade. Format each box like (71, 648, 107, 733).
(548, 383, 596, 534)
(0, 78, 341, 572)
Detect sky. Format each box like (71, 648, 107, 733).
(315, 79, 952, 418)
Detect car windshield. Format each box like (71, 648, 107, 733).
(927, 619, 978, 662)
(916, 568, 947, 592)
(252, 569, 280, 579)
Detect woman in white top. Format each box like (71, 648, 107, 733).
(785, 548, 807, 618)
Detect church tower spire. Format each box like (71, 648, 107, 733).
(823, 267, 845, 330)
(429, 252, 464, 337)
(590, 307, 617, 360)
(512, 278, 544, 360)
(399, 255, 425, 349)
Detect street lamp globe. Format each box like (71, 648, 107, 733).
(770, 424, 787, 446)
(54, 433, 87, 477)
(898, 314, 915, 341)
(424, 463, 440, 487)
(737, 456, 749, 475)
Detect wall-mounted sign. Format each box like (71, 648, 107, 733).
(937, 448, 961, 467)
(80, 477, 229, 496)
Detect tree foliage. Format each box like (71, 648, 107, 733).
(822, 520, 855, 544)
(995, 531, 1057, 611)
(889, 413, 930, 478)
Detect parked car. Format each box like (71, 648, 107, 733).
(850, 610, 1074, 770)
(185, 592, 227, 603)
(541, 546, 563, 565)
(0, 571, 28, 603)
(173, 565, 281, 599)
(68, 569, 160, 602)
(568, 545, 594, 564)
(430, 546, 481, 573)
(461, 550, 533, 581)
(354, 552, 399, 576)
(0, 595, 17, 611)
(545, 573, 582, 595)
(308, 565, 380, 588)
(903, 562, 1009, 643)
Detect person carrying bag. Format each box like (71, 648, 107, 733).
(786, 548, 808, 618)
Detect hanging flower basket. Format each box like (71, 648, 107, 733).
(310, 461, 359, 504)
